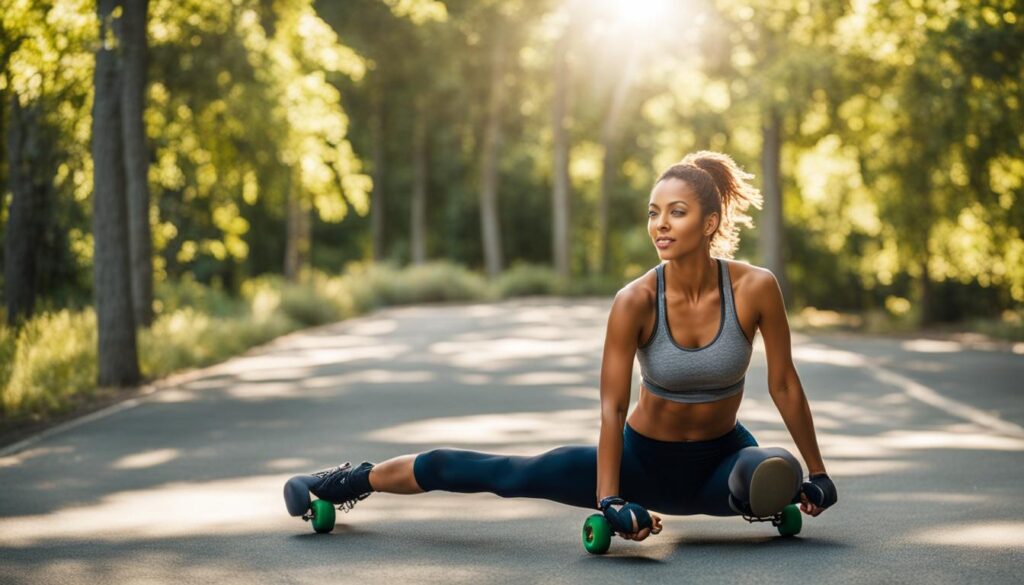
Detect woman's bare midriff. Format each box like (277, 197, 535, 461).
(626, 386, 743, 441)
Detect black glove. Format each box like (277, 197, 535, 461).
(801, 473, 838, 509)
(599, 496, 652, 534)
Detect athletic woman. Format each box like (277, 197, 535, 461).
(284, 151, 838, 541)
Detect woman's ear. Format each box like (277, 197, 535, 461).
(703, 212, 720, 237)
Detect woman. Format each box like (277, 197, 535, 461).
(284, 151, 838, 541)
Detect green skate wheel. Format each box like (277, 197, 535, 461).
(582, 513, 612, 554)
(776, 504, 802, 536)
(310, 499, 336, 534)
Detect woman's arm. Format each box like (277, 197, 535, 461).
(596, 288, 645, 507)
(754, 270, 827, 476)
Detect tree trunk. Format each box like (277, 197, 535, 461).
(92, 0, 140, 386)
(921, 254, 937, 327)
(479, 31, 506, 279)
(284, 175, 310, 282)
(3, 98, 38, 326)
(759, 106, 788, 304)
(551, 17, 572, 284)
(370, 89, 386, 262)
(410, 95, 428, 265)
(597, 46, 639, 275)
(119, 0, 154, 326)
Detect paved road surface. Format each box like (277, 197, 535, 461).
(1, 298, 1022, 584)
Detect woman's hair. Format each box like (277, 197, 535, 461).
(656, 151, 764, 259)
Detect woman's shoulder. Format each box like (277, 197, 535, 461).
(611, 268, 658, 315)
(720, 258, 780, 300)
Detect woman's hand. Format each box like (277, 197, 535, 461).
(616, 513, 663, 541)
(798, 473, 837, 517)
(601, 499, 664, 541)
(799, 493, 824, 517)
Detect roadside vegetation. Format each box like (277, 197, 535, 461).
(3, 261, 1021, 424)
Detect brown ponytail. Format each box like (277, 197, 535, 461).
(656, 151, 763, 259)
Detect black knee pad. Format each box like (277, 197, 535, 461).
(413, 448, 451, 492)
(727, 447, 803, 516)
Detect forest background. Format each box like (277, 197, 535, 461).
(0, 0, 1021, 425)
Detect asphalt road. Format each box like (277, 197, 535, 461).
(1, 298, 1022, 584)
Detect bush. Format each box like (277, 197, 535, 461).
(341, 261, 489, 307)
(139, 307, 296, 377)
(155, 273, 241, 318)
(0, 325, 17, 415)
(566, 274, 623, 297)
(2, 310, 97, 416)
(495, 263, 561, 298)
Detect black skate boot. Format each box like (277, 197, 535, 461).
(283, 461, 375, 517)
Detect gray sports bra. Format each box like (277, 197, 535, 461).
(635, 259, 753, 404)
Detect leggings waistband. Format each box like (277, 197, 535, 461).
(623, 421, 754, 455)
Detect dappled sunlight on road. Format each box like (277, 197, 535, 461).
(788, 339, 1024, 439)
(149, 388, 199, 403)
(225, 382, 302, 400)
(430, 338, 602, 369)
(3, 298, 1022, 583)
(264, 457, 315, 471)
(792, 345, 867, 367)
(868, 491, 988, 504)
(300, 369, 436, 388)
(908, 521, 1024, 549)
(222, 343, 410, 375)
(0, 445, 75, 469)
(111, 448, 181, 470)
(513, 303, 607, 323)
(365, 409, 598, 446)
(558, 387, 601, 401)
(454, 373, 494, 385)
(899, 339, 964, 353)
(504, 372, 589, 386)
(343, 318, 399, 336)
(0, 474, 284, 546)
(876, 429, 1024, 451)
(357, 491, 555, 523)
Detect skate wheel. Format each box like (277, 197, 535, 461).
(582, 514, 612, 554)
(310, 499, 336, 534)
(776, 504, 802, 536)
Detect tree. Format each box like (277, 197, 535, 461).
(3, 98, 42, 326)
(92, 0, 140, 386)
(410, 94, 428, 265)
(479, 25, 508, 279)
(550, 5, 572, 283)
(119, 0, 154, 326)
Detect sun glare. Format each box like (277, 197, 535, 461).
(605, 0, 676, 30)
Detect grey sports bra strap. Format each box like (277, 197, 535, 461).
(719, 258, 735, 322)
(656, 263, 668, 330)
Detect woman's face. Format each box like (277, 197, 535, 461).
(647, 178, 717, 260)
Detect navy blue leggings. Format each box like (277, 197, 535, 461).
(413, 421, 795, 516)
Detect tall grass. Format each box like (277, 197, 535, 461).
(1, 310, 98, 417)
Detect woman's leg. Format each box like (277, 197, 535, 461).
(292, 429, 662, 516)
(409, 445, 601, 509)
(368, 454, 422, 494)
(693, 446, 803, 517)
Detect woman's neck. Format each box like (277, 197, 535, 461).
(664, 254, 717, 304)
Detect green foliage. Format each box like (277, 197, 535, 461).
(1, 310, 97, 416)
(0, 325, 16, 414)
(2, 0, 1022, 371)
(343, 261, 491, 307)
(154, 274, 242, 317)
(139, 307, 295, 376)
(495, 263, 561, 297)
